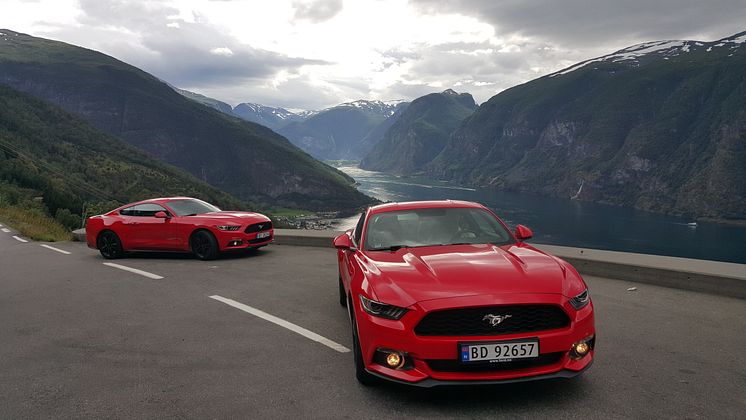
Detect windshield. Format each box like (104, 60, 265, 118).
(165, 199, 221, 216)
(364, 207, 514, 251)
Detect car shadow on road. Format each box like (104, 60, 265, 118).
(120, 248, 269, 261)
(368, 376, 591, 410)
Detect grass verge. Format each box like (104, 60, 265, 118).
(0, 206, 73, 242)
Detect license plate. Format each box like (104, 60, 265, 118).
(460, 339, 539, 363)
(256, 231, 270, 239)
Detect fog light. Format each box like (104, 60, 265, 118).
(574, 342, 589, 355)
(386, 352, 403, 368)
(570, 337, 593, 360)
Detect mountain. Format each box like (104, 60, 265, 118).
(277, 100, 406, 160)
(360, 89, 476, 174)
(0, 29, 372, 212)
(0, 84, 248, 227)
(425, 32, 746, 222)
(172, 90, 303, 131)
(173, 87, 234, 115)
(357, 102, 410, 158)
(232, 102, 304, 131)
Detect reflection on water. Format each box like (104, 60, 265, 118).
(337, 166, 746, 264)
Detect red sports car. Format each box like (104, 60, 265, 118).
(334, 200, 595, 386)
(86, 197, 273, 260)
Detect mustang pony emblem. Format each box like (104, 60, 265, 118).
(482, 314, 512, 326)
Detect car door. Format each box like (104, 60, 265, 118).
(128, 203, 175, 250)
(115, 205, 138, 249)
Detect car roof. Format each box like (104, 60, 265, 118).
(120, 197, 197, 207)
(368, 200, 486, 215)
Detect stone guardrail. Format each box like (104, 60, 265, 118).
(73, 228, 745, 299)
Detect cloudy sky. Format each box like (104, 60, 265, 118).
(2, 0, 745, 110)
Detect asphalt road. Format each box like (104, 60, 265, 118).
(1, 225, 744, 419)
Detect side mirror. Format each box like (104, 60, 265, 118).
(515, 224, 533, 241)
(333, 233, 357, 251)
(154, 211, 170, 219)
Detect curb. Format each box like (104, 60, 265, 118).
(73, 228, 85, 242)
(72, 228, 746, 299)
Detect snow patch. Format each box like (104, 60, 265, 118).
(550, 40, 688, 77)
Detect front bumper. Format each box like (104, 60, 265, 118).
(215, 229, 274, 251)
(355, 293, 595, 385)
(367, 359, 594, 388)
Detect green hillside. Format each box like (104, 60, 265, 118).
(0, 84, 250, 239)
(360, 89, 476, 174)
(0, 29, 373, 212)
(425, 34, 746, 222)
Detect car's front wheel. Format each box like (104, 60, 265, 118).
(339, 276, 347, 308)
(190, 230, 219, 260)
(349, 298, 378, 386)
(97, 231, 124, 259)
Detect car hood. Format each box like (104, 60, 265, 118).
(361, 243, 573, 307)
(189, 211, 270, 223)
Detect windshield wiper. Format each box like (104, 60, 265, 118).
(369, 245, 410, 252)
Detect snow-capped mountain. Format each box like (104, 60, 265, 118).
(551, 31, 746, 77)
(232, 102, 304, 130)
(423, 31, 746, 222)
(333, 99, 406, 117)
(277, 100, 410, 160)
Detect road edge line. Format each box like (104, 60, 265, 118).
(209, 295, 351, 353)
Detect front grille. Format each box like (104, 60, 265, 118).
(415, 304, 570, 336)
(245, 221, 273, 234)
(426, 352, 564, 373)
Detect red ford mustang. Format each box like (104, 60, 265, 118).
(334, 200, 595, 386)
(86, 197, 273, 260)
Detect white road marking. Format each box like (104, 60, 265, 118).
(102, 262, 164, 280)
(0, 223, 3, 226)
(1, 228, 10, 233)
(40, 244, 71, 255)
(209, 295, 351, 353)
(12, 235, 28, 243)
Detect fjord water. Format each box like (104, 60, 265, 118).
(337, 166, 746, 264)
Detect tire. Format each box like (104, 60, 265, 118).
(339, 276, 347, 308)
(190, 230, 219, 260)
(97, 231, 124, 259)
(349, 300, 378, 386)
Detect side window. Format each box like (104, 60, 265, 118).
(119, 206, 135, 216)
(352, 211, 366, 246)
(132, 204, 168, 217)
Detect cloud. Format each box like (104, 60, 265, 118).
(410, 0, 746, 48)
(210, 47, 234, 56)
(292, 0, 344, 23)
(8, 0, 746, 110)
(35, 0, 326, 90)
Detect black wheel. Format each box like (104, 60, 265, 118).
(339, 276, 347, 308)
(97, 231, 124, 259)
(349, 300, 378, 386)
(190, 230, 219, 260)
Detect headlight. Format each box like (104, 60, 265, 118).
(569, 289, 590, 310)
(216, 225, 241, 231)
(359, 295, 408, 320)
